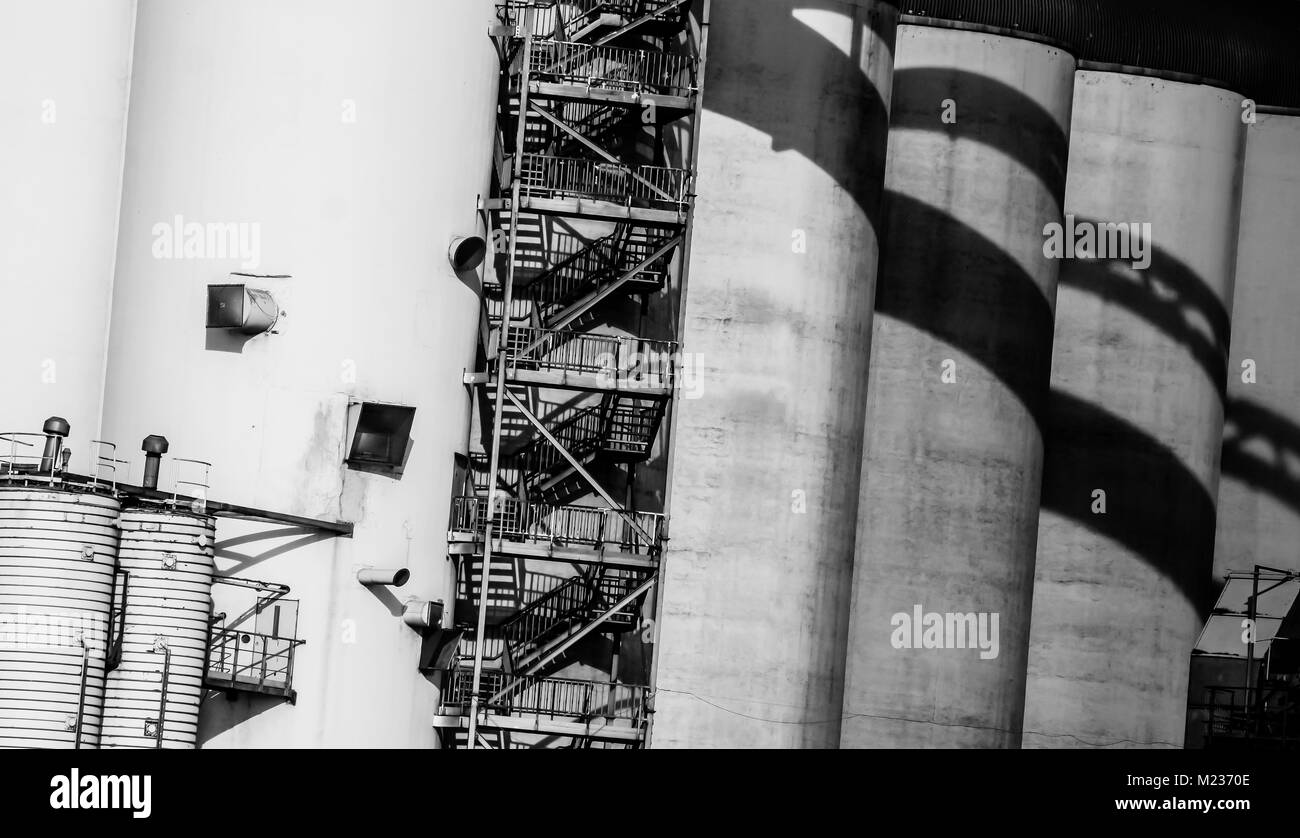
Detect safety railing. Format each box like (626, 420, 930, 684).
(1201, 684, 1300, 746)
(590, 569, 645, 627)
(450, 496, 665, 553)
(520, 405, 607, 474)
(530, 229, 672, 312)
(603, 400, 663, 456)
(504, 325, 677, 387)
(501, 575, 591, 650)
(205, 629, 302, 696)
(530, 40, 695, 97)
(0, 432, 49, 477)
(500, 0, 681, 42)
(443, 666, 649, 725)
(517, 153, 690, 210)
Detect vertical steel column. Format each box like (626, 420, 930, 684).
(468, 30, 533, 749)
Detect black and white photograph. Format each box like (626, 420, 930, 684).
(0, 0, 1297, 820)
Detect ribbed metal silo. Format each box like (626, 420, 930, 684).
(101, 509, 215, 749)
(1024, 71, 1247, 748)
(0, 1, 135, 438)
(0, 487, 121, 749)
(841, 22, 1076, 748)
(652, 0, 898, 748)
(99, 0, 499, 747)
(1212, 112, 1300, 580)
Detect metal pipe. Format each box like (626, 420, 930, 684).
(646, 0, 710, 750)
(39, 416, 69, 473)
(153, 642, 171, 749)
(357, 567, 410, 588)
(448, 235, 487, 272)
(470, 27, 533, 752)
(73, 637, 90, 749)
(140, 434, 168, 490)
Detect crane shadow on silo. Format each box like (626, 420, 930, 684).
(703, 0, 894, 229)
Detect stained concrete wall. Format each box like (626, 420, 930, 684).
(1212, 113, 1300, 581)
(841, 25, 1075, 748)
(652, 0, 897, 748)
(1024, 71, 1246, 748)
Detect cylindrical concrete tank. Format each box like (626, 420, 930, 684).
(0, 1, 135, 439)
(101, 509, 215, 749)
(1024, 71, 1246, 748)
(841, 24, 1076, 748)
(652, 0, 898, 748)
(0, 487, 121, 749)
(1212, 113, 1300, 580)
(99, 0, 499, 746)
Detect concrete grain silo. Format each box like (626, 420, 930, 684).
(0, 0, 136, 443)
(1211, 112, 1300, 581)
(841, 22, 1075, 748)
(652, 0, 898, 748)
(1024, 71, 1247, 749)
(98, 0, 499, 747)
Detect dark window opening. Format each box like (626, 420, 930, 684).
(347, 402, 416, 474)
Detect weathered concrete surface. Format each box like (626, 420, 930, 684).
(841, 25, 1075, 748)
(1212, 114, 1300, 581)
(653, 0, 897, 748)
(1024, 72, 1246, 748)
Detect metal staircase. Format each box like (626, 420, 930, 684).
(436, 0, 708, 749)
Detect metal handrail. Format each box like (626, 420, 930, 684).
(73, 638, 90, 749)
(500, 0, 680, 42)
(171, 457, 212, 512)
(504, 325, 678, 386)
(0, 432, 45, 476)
(206, 629, 303, 693)
(501, 575, 592, 650)
(530, 228, 672, 311)
(88, 440, 126, 491)
(450, 496, 665, 551)
(529, 40, 695, 97)
(517, 153, 690, 208)
(444, 666, 648, 724)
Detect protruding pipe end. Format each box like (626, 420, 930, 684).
(448, 235, 487, 273)
(358, 567, 410, 588)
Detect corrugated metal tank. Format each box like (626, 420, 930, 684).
(98, 0, 498, 747)
(652, 0, 898, 748)
(1024, 71, 1246, 748)
(0, 1, 135, 438)
(101, 509, 215, 748)
(1212, 113, 1300, 581)
(842, 23, 1075, 747)
(0, 487, 121, 748)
